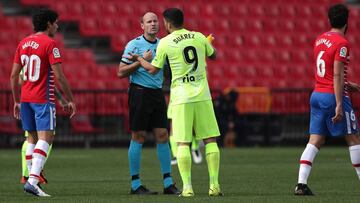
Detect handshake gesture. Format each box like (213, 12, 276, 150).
(126, 49, 152, 62)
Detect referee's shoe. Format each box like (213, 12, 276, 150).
(164, 184, 181, 195)
(130, 185, 158, 195)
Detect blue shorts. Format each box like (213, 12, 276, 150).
(20, 102, 56, 131)
(309, 92, 359, 137)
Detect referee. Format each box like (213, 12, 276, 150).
(117, 12, 179, 195)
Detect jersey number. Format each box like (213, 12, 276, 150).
(183, 46, 198, 72)
(316, 51, 325, 77)
(21, 54, 41, 82)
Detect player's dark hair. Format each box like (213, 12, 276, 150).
(32, 9, 58, 32)
(328, 4, 349, 29)
(163, 8, 184, 28)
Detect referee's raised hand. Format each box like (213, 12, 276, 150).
(125, 52, 140, 62)
(142, 49, 152, 61)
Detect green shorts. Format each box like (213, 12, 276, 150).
(172, 100, 220, 142)
(167, 104, 173, 119)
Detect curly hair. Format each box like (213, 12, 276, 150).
(32, 9, 58, 32)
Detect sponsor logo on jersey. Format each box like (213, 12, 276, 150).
(182, 74, 196, 83)
(340, 47, 347, 57)
(53, 48, 61, 58)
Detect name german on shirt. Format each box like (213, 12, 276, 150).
(315, 38, 332, 48)
(22, 41, 39, 50)
(173, 33, 195, 44)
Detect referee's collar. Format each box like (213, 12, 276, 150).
(142, 35, 157, 44)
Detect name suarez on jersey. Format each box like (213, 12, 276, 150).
(22, 41, 39, 50)
(315, 38, 332, 48)
(173, 33, 195, 44)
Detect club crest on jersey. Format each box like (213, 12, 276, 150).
(53, 48, 61, 58)
(340, 47, 347, 57)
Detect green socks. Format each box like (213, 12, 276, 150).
(205, 143, 220, 186)
(169, 135, 178, 158)
(191, 139, 199, 151)
(21, 140, 28, 177)
(46, 144, 53, 161)
(171, 136, 200, 157)
(177, 145, 192, 188)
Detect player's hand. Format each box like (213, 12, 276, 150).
(207, 34, 214, 44)
(13, 102, 20, 120)
(348, 82, 360, 92)
(332, 105, 343, 123)
(66, 101, 76, 119)
(353, 84, 360, 92)
(125, 52, 140, 62)
(142, 49, 152, 61)
(60, 99, 69, 112)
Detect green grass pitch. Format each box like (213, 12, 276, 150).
(0, 147, 360, 203)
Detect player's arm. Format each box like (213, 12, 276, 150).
(332, 60, 344, 123)
(136, 55, 160, 75)
(10, 63, 22, 119)
(347, 81, 360, 92)
(118, 61, 141, 78)
(54, 86, 68, 107)
(206, 34, 216, 60)
(126, 40, 166, 75)
(118, 50, 153, 78)
(208, 48, 217, 60)
(52, 63, 76, 118)
(135, 40, 167, 75)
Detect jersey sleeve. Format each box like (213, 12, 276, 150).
(47, 41, 62, 65)
(13, 44, 21, 64)
(334, 41, 349, 63)
(151, 39, 166, 69)
(200, 33, 215, 57)
(121, 40, 137, 65)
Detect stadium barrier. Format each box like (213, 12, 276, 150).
(1, 89, 359, 147)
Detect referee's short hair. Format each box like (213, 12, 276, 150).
(163, 8, 184, 28)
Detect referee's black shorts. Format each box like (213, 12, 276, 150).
(128, 83, 168, 131)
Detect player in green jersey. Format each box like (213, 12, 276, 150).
(127, 8, 222, 197)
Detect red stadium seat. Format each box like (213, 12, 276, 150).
(0, 114, 22, 135)
(95, 93, 124, 115)
(20, 0, 50, 6)
(79, 18, 101, 37)
(71, 114, 102, 134)
(1, 0, 360, 118)
(83, 2, 100, 17)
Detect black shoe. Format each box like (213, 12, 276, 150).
(294, 183, 314, 196)
(164, 184, 181, 195)
(130, 185, 158, 195)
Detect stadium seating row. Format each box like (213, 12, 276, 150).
(0, 0, 359, 110)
